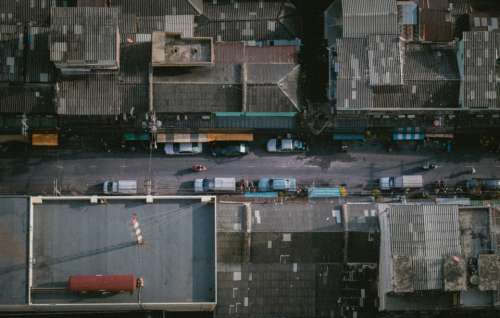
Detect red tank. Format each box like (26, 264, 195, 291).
(68, 274, 137, 294)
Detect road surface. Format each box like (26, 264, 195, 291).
(0, 141, 498, 195)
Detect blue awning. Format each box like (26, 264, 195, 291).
(244, 192, 278, 198)
(393, 127, 424, 141)
(308, 187, 341, 198)
(333, 134, 366, 141)
(123, 132, 150, 141)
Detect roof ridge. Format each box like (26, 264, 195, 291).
(277, 64, 300, 111)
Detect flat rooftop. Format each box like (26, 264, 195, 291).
(0, 196, 216, 312)
(0, 197, 29, 306)
(152, 32, 213, 67)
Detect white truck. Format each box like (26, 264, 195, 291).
(103, 180, 138, 195)
(379, 175, 423, 191)
(194, 177, 237, 193)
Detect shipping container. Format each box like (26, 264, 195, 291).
(68, 274, 137, 294)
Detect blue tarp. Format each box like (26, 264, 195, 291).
(308, 187, 341, 198)
(244, 192, 278, 198)
(333, 134, 366, 141)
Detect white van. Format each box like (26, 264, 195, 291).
(103, 180, 137, 195)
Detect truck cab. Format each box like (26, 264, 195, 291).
(258, 177, 297, 192)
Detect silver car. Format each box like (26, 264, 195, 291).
(266, 138, 306, 153)
(164, 142, 203, 155)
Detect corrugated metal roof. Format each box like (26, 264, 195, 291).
(367, 35, 402, 86)
(111, 0, 199, 16)
(343, 0, 397, 16)
(202, 0, 285, 20)
(336, 38, 461, 110)
(153, 83, 242, 113)
(246, 63, 295, 83)
(0, 24, 24, 82)
(153, 65, 241, 112)
(215, 42, 298, 64)
(404, 44, 460, 81)
(154, 64, 240, 84)
(119, 39, 150, 84)
(335, 38, 373, 110)
(152, 63, 299, 113)
(113, 0, 199, 41)
(137, 15, 194, 37)
(56, 73, 121, 115)
(0, 0, 56, 26)
(462, 31, 498, 109)
(380, 204, 462, 292)
(120, 83, 148, 114)
(247, 84, 297, 112)
(76, 0, 108, 6)
(195, 0, 297, 42)
(419, 9, 453, 42)
(195, 19, 295, 42)
(341, 0, 398, 38)
(449, 0, 471, 17)
(25, 26, 55, 83)
(164, 14, 194, 37)
(50, 7, 119, 68)
(0, 83, 55, 114)
(420, 0, 449, 10)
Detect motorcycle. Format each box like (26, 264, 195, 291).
(192, 165, 208, 172)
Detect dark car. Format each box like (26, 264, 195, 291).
(211, 143, 248, 157)
(465, 179, 500, 191)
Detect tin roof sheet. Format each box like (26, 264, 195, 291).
(379, 205, 462, 292)
(56, 73, 121, 115)
(341, 0, 398, 38)
(0, 24, 24, 82)
(25, 26, 55, 83)
(367, 35, 402, 86)
(0, 83, 55, 114)
(215, 42, 298, 64)
(50, 7, 119, 68)
(462, 31, 498, 109)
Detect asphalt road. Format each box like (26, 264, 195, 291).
(0, 141, 499, 195)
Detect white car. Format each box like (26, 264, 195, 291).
(266, 138, 307, 153)
(164, 142, 203, 155)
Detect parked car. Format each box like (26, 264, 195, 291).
(194, 177, 236, 193)
(465, 178, 500, 191)
(103, 180, 137, 195)
(258, 177, 297, 192)
(211, 142, 248, 157)
(422, 161, 438, 170)
(266, 138, 307, 153)
(164, 142, 202, 155)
